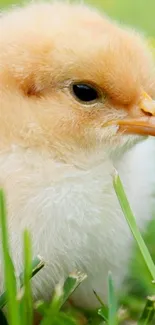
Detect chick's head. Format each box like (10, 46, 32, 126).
(0, 2, 155, 162)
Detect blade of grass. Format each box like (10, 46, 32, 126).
(22, 230, 33, 325)
(0, 189, 20, 325)
(138, 295, 155, 325)
(61, 271, 87, 307)
(0, 292, 7, 310)
(40, 283, 63, 325)
(40, 272, 87, 325)
(19, 254, 45, 286)
(93, 291, 108, 322)
(0, 255, 45, 309)
(34, 300, 49, 317)
(0, 309, 8, 325)
(108, 272, 118, 325)
(17, 288, 26, 325)
(113, 171, 155, 281)
(98, 307, 108, 322)
(54, 312, 76, 325)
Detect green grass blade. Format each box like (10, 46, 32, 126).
(22, 230, 33, 325)
(61, 271, 87, 307)
(19, 254, 45, 286)
(54, 312, 76, 325)
(17, 288, 26, 325)
(113, 171, 155, 281)
(36, 271, 87, 323)
(0, 292, 7, 310)
(138, 295, 155, 324)
(34, 300, 49, 317)
(40, 271, 87, 325)
(0, 309, 8, 325)
(30, 255, 45, 279)
(0, 255, 45, 309)
(40, 283, 63, 325)
(98, 307, 108, 322)
(93, 291, 108, 322)
(0, 189, 20, 325)
(108, 272, 118, 325)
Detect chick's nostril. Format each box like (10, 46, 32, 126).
(139, 98, 155, 117)
(141, 109, 153, 117)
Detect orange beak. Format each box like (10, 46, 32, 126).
(115, 92, 155, 136)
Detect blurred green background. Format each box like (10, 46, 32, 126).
(0, 0, 155, 322)
(0, 0, 155, 37)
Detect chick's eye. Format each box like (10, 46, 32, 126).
(72, 83, 99, 103)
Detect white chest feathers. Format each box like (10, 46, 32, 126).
(0, 138, 154, 308)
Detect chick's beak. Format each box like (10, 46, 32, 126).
(116, 92, 155, 136)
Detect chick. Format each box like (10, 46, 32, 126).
(0, 1, 155, 308)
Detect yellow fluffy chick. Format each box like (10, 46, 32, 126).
(0, 1, 155, 308)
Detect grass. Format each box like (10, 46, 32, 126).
(113, 171, 155, 282)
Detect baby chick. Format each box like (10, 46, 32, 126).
(0, 1, 155, 308)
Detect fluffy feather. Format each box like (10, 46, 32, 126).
(0, 1, 155, 308)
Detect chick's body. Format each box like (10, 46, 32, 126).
(0, 2, 155, 308)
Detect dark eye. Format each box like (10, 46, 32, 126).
(72, 83, 99, 103)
